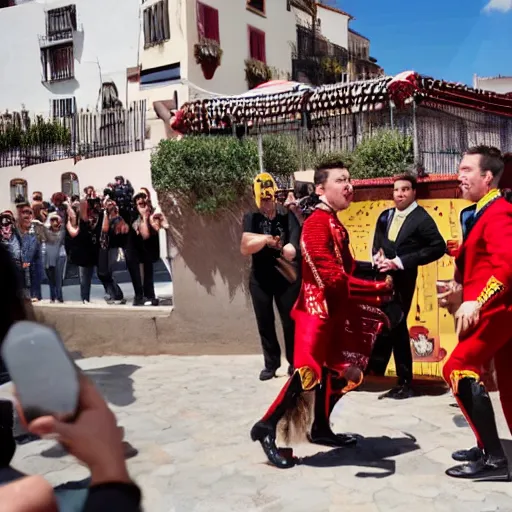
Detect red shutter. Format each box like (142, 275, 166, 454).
(205, 6, 219, 42)
(197, 2, 205, 39)
(249, 27, 266, 63)
(249, 28, 257, 59)
(258, 31, 266, 63)
(198, 3, 219, 43)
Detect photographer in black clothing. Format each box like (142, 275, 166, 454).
(241, 173, 301, 381)
(98, 200, 126, 305)
(111, 176, 134, 219)
(123, 192, 161, 306)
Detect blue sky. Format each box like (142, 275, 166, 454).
(336, 0, 512, 85)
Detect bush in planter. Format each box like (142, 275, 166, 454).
(320, 57, 344, 84)
(245, 58, 272, 89)
(261, 134, 301, 179)
(194, 39, 223, 79)
(349, 129, 414, 179)
(151, 136, 259, 214)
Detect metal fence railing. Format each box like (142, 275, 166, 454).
(0, 100, 147, 169)
(208, 102, 512, 176)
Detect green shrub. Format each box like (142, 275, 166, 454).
(151, 136, 260, 214)
(349, 129, 414, 179)
(262, 134, 300, 178)
(0, 117, 70, 151)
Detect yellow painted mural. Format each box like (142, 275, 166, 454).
(338, 198, 471, 379)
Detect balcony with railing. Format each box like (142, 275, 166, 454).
(39, 4, 77, 47)
(292, 25, 349, 86)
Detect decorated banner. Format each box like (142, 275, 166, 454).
(339, 197, 471, 379)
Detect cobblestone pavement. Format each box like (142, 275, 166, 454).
(3, 355, 512, 512)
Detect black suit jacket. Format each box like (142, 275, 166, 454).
(372, 205, 446, 315)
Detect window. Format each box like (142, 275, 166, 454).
(247, 0, 265, 15)
(248, 26, 266, 63)
(143, 0, 170, 48)
(197, 2, 219, 42)
(52, 97, 76, 118)
(10, 179, 27, 204)
(61, 172, 79, 197)
(41, 43, 74, 82)
(140, 62, 181, 87)
(46, 5, 77, 42)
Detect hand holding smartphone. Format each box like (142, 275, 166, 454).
(1, 321, 80, 424)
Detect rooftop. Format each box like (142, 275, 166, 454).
(476, 75, 512, 81)
(348, 28, 369, 41)
(316, 2, 354, 20)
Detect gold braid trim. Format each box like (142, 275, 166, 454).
(477, 276, 505, 307)
(300, 238, 324, 290)
(450, 370, 480, 395)
(297, 367, 320, 391)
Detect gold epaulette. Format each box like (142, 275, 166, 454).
(477, 276, 505, 307)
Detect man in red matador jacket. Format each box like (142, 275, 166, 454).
(439, 146, 512, 481)
(250, 159, 396, 469)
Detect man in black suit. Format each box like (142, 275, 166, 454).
(367, 173, 446, 399)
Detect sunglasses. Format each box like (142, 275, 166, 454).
(21, 210, 33, 215)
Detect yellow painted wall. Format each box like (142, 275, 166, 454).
(338, 197, 471, 379)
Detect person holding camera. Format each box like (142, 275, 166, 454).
(123, 192, 162, 306)
(241, 173, 301, 381)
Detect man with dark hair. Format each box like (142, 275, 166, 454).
(439, 146, 512, 480)
(250, 160, 394, 469)
(368, 171, 446, 399)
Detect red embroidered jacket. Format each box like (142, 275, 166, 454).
(293, 208, 393, 319)
(456, 194, 512, 311)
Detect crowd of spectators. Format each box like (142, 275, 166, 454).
(0, 176, 168, 306)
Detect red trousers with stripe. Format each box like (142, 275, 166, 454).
(442, 307, 512, 445)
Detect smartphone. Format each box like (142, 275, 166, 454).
(1, 321, 80, 423)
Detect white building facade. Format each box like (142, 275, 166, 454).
(316, 3, 350, 52)
(129, 0, 303, 141)
(473, 75, 512, 95)
(0, 0, 141, 117)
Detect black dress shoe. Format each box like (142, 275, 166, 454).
(259, 368, 276, 381)
(14, 433, 40, 445)
(378, 384, 414, 400)
(446, 455, 510, 481)
(452, 446, 483, 462)
(308, 430, 357, 447)
(250, 422, 296, 469)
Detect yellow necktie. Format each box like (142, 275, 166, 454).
(387, 212, 406, 242)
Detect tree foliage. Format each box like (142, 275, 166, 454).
(348, 129, 414, 179)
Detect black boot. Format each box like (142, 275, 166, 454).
(378, 381, 414, 400)
(452, 446, 483, 462)
(250, 371, 304, 469)
(308, 368, 357, 448)
(446, 377, 510, 481)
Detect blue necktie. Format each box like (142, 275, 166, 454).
(461, 206, 476, 239)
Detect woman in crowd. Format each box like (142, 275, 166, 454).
(15, 203, 41, 301)
(66, 199, 102, 304)
(43, 212, 67, 303)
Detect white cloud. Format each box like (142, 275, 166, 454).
(483, 0, 512, 12)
